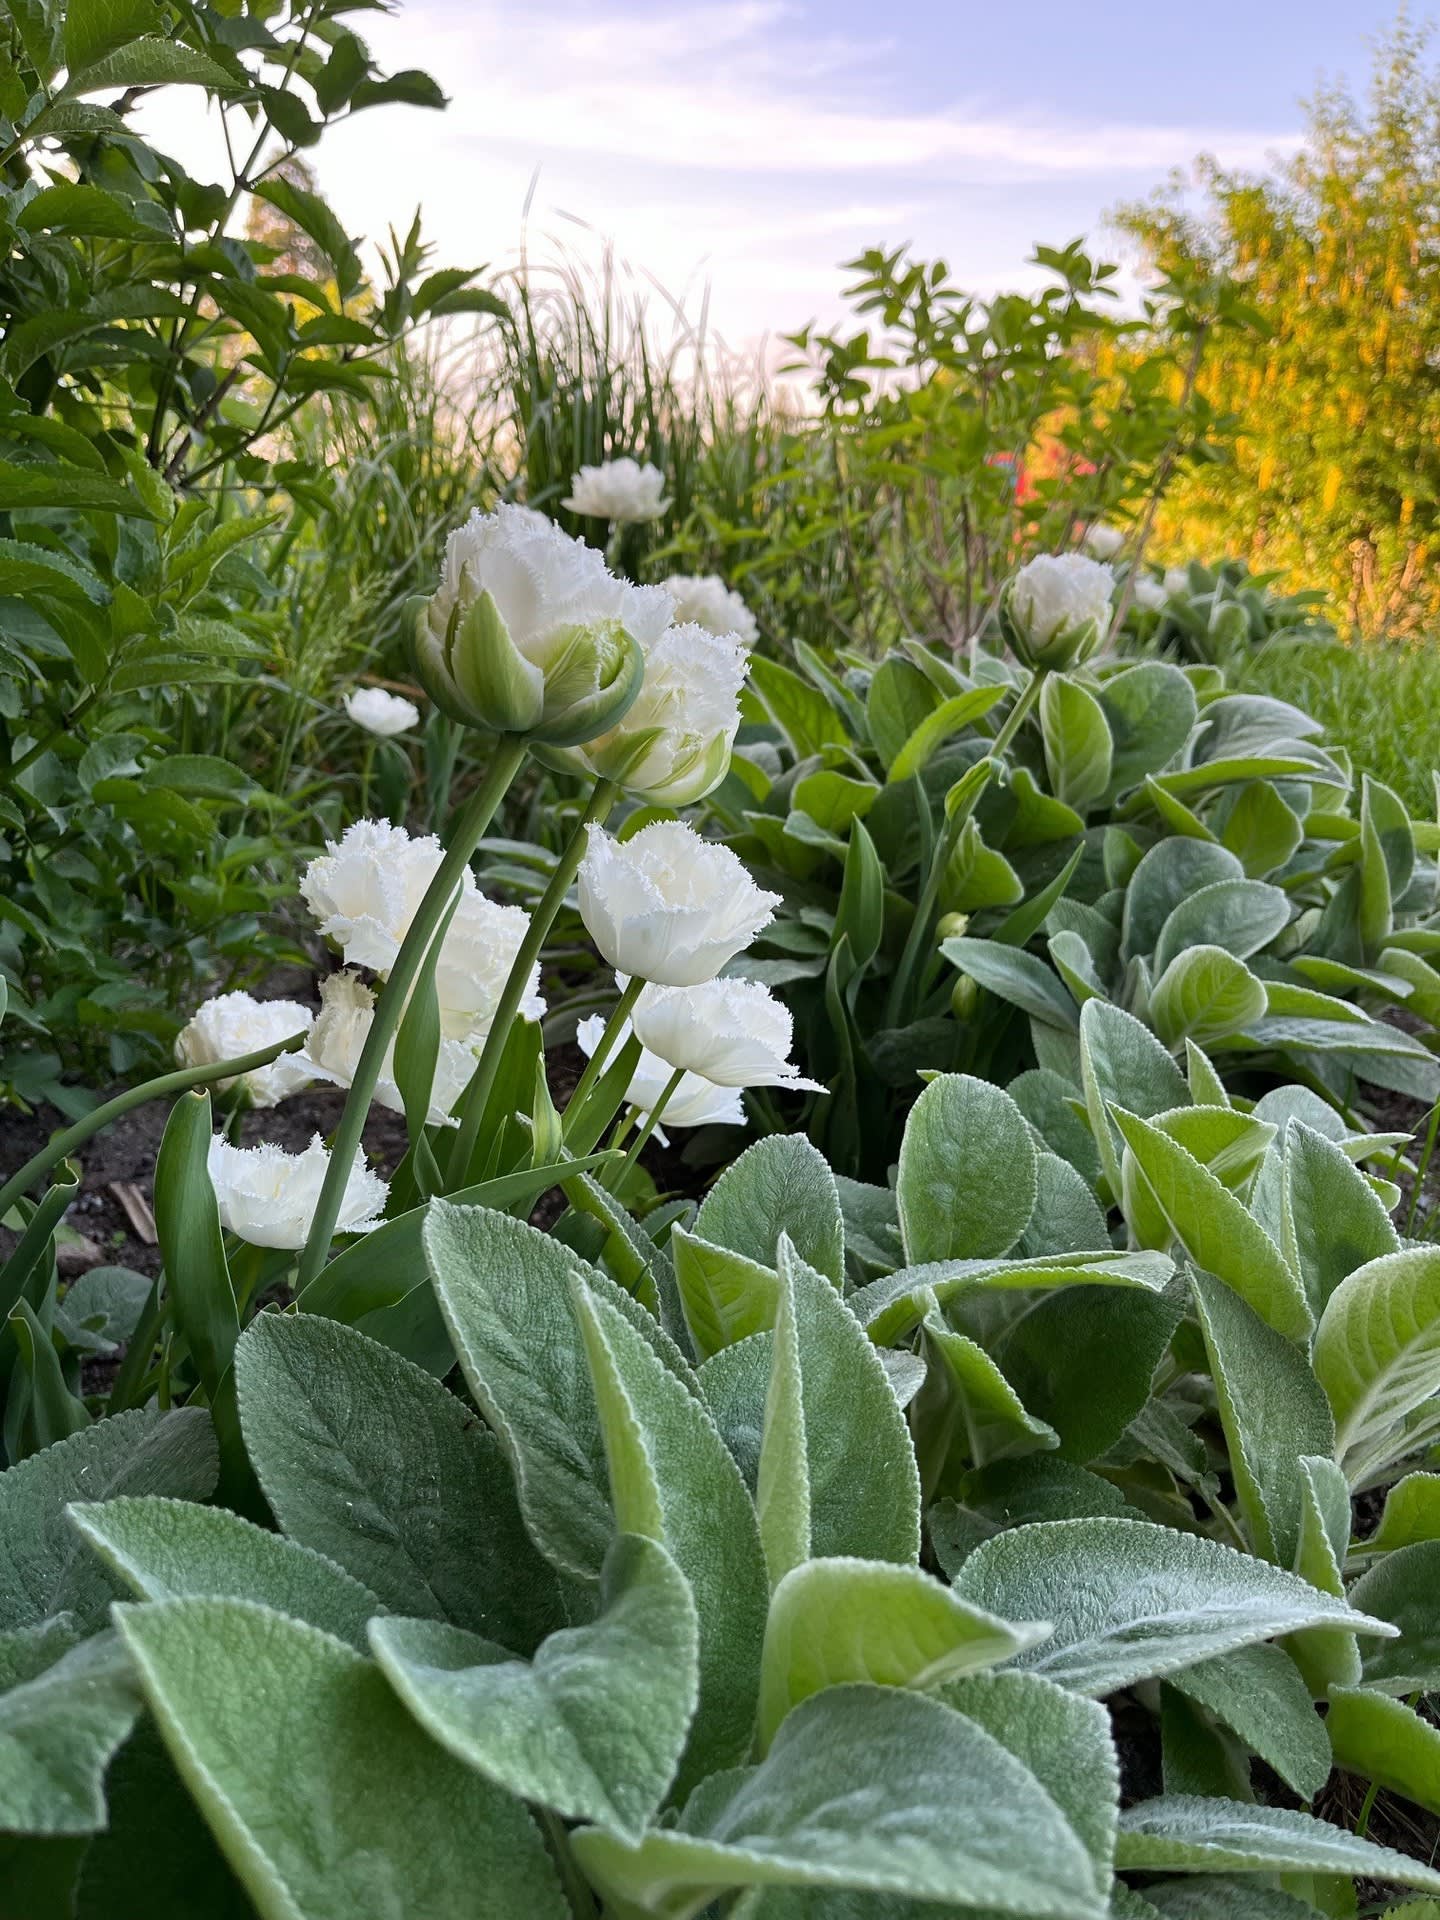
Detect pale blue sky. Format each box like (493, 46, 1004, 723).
(144, 0, 1412, 350)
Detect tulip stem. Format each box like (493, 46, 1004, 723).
(606, 1068, 684, 1192)
(295, 738, 529, 1288)
(445, 778, 619, 1186)
(0, 1032, 309, 1220)
(562, 973, 645, 1142)
(884, 666, 1045, 1026)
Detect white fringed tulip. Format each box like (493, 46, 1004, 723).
(631, 976, 825, 1092)
(563, 458, 669, 523)
(301, 972, 478, 1126)
(174, 992, 314, 1108)
(1083, 523, 1125, 559)
(432, 889, 546, 1042)
(415, 504, 672, 744)
(344, 687, 420, 736)
(1131, 574, 1167, 613)
(578, 622, 748, 805)
(207, 1133, 387, 1249)
(576, 1014, 744, 1133)
(1000, 552, 1114, 672)
(660, 573, 759, 647)
(301, 820, 448, 976)
(1164, 566, 1190, 598)
(577, 822, 778, 987)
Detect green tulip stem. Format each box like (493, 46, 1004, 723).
(606, 1068, 684, 1192)
(885, 666, 1046, 1025)
(446, 778, 619, 1184)
(0, 1031, 310, 1219)
(561, 973, 646, 1142)
(296, 737, 529, 1288)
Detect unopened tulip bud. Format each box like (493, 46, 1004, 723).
(1000, 553, 1114, 672)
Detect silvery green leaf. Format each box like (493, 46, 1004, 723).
(0, 1631, 140, 1835)
(1079, 998, 1190, 1198)
(1040, 674, 1113, 812)
(1348, 1542, 1440, 1693)
(1014, 1153, 1109, 1256)
(1048, 928, 1109, 1009)
(1097, 660, 1197, 799)
(851, 1250, 1173, 1347)
(1279, 1121, 1399, 1319)
(951, 1517, 1393, 1696)
(1008, 1068, 1103, 1188)
(1137, 1879, 1322, 1920)
(1151, 879, 1290, 976)
(1151, 947, 1268, 1049)
(697, 1332, 772, 1493)
(1165, 1642, 1331, 1800)
(1114, 1794, 1440, 1894)
(941, 937, 1080, 1032)
(1326, 1685, 1440, 1816)
(1121, 840, 1243, 963)
(1366, 1470, 1440, 1551)
(1220, 779, 1306, 877)
(695, 1135, 843, 1287)
(918, 1302, 1058, 1468)
(672, 1227, 778, 1360)
(1283, 1455, 1361, 1694)
(896, 1074, 1037, 1266)
(1312, 1245, 1440, 1483)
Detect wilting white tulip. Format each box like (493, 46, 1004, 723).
(175, 992, 314, 1108)
(1083, 523, 1125, 560)
(1000, 552, 1114, 672)
(576, 622, 748, 806)
(631, 976, 825, 1092)
(207, 1133, 387, 1249)
(1163, 566, 1191, 598)
(301, 820, 449, 977)
(660, 573, 759, 647)
(578, 822, 777, 987)
(300, 972, 478, 1126)
(576, 1014, 745, 1133)
(414, 504, 672, 744)
(1130, 574, 1168, 613)
(563, 458, 669, 523)
(432, 889, 546, 1043)
(343, 687, 420, 737)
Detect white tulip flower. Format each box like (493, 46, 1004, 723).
(1083, 523, 1125, 560)
(432, 889, 546, 1043)
(563, 458, 669, 523)
(578, 822, 778, 987)
(1001, 552, 1114, 672)
(301, 972, 478, 1126)
(174, 992, 314, 1108)
(631, 976, 825, 1092)
(207, 1133, 387, 1249)
(301, 819, 449, 977)
(343, 687, 421, 737)
(578, 622, 749, 806)
(576, 1014, 744, 1134)
(1130, 574, 1168, 613)
(1164, 566, 1191, 598)
(416, 504, 672, 744)
(660, 573, 759, 647)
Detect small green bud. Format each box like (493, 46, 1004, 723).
(950, 974, 979, 1019)
(937, 912, 970, 940)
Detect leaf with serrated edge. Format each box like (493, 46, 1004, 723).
(1312, 1246, 1440, 1484)
(896, 1075, 1037, 1267)
(1348, 1541, 1440, 1694)
(1326, 1686, 1440, 1817)
(1114, 1795, 1440, 1894)
(1166, 1643, 1331, 1800)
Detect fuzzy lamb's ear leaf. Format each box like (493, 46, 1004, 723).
(1280, 1121, 1399, 1319)
(368, 1533, 699, 1840)
(1163, 1643, 1331, 1800)
(1151, 878, 1291, 977)
(756, 1556, 1049, 1750)
(951, 1517, 1394, 1697)
(1366, 1470, 1440, 1551)
(1347, 1541, 1440, 1694)
(672, 1227, 779, 1361)
(1078, 998, 1190, 1198)
(572, 1685, 1108, 1919)
(1132, 1877, 1321, 1919)
(1121, 839, 1244, 963)
(1326, 1685, 1440, 1817)
(1149, 946, 1268, 1050)
(234, 1310, 573, 1650)
(1114, 1794, 1440, 1895)
(694, 1135, 844, 1287)
(896, 1074, 1037, 1265)
(116, 1598, 569, 1920)
(1312, 1246, 1440, 1485)
(0, 1631, 141, 1835)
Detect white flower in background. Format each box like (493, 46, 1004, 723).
(578, 821, 778, 987)
(631, 976, 825, 1092)
(175, 992, 314, 1108)
(1130, 574, 1168, 613)
(301, 972, 478, 1127)
(207, 1134, 387, 1249)
(1164, 566, 1191, 598)
(1001, 552, 1114, 672)
(433, 889, 546, 1042)
(579, 622, 748, 806)
(1083, 523, 1125, 560)
(577, 1014, 745, 1134)
(660, 573, 759, 647)
(301, 820, 448, 976)
(343, 687, 420, 737)
(416, 504, 672, 742)
(563, 458, 669, 523)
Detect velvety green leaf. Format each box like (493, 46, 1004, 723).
(1009, 1068, 1104, 1188)
(1166, 1643, 1331, 1800)
(1152, 880, 1291, 977)
(1150, 947, 1268, 1049)
(1122, 840, 1244, 962)
(852, 1250, 1173, 1347)
(1097, 661, 1198, 799)
(1348, 1542, 1440, 1693)
(1326, 1686, 1440, 1816)
(697, 1333, 772, 1493)
(1014, 1152, 1109, 1256)
(1284, 1455, 1360, 1695)
(701, 1134, 842, 1296)
(897, 1074, 1037, 1265)
(572, 1684, 1108, 1918)
(940, 937, 1079, 1032)
(0, 1633, 139, 1835)
(1041, 674, 1113, 812)
(1079, 998, 1190, 1198)
(672, 1228, 779, 1361)
(1137, 1879, 1322, 1920)
(1114, 1794, 1440, 1893)
(1367, 1471, 1440, 1551)
(1279, 1122, 1399, 1319)
(1312, 1246, 1440, 1483)
(234, 1313, 571, 1650)
(369, 1533, 698, 1839)
(916, 1302, 1058, 1469)
(116, 1598, 568, 1918)
(952, 1517, 1392, 1696)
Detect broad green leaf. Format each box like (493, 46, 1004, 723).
(1280, 1123, 1399, 1320)
(573, 1285, 768, 1793)
(1097, 660, 1198, 799)
(1348, 1542, 1440, 1693)
(695, 1135, 843, 1286)
(1358, 775, 1413, 955)
(1014, 1151, 1109, 1255)
(1185, 1039, 1231, 1106)
(1160, 1682, 1254, 1801)
(369, 1533, 698, 1839)
(1166, 1644, 1331, 1800)
(867, 656, 940, 768)
(1312, 1247, 1440, 1483)
(940, 937, 1079, 1032)
(64, 0, 162, 74)
(1122, 840, 1244, 962)
(1150, 947, 1268, 1049)
(1152, 880, 1291, 976)
(117, 1598, 568, 1919)
(234, 1313, 571, 1650)
(756, 1557, 1048, 1749)
(572, 1684, 1107, 1919)
(887, 687, 1006, 782)
(1114, 1795, 1440, 1894)
(698, 1333, 772, 1493)
(0, 1409, 216, 1632)
(1137, 1878, 1321, 1920)
(673, 1229, 779, 1361)
(1190, 1271, 1335, 1565)
(1221, 781, 1306, 877)
(67, 1496, 380, 1652)
(952, 1517, 1393, 1696)
(65, 35, 241, 91)
(1367, 1471, 1440, 1550)
(897, 1074, 1037, 1265)
(930, 1460, 1139, 1574)
(1079, 998, 1189, 1198)
(852, 1250, 1172, 1347)
(916, 1303, 1058, 1469)
(1009, 1068, 1104, 1188)
(943, 817, 1023, 911)
(0, 1633, 139, 1835)
(1041, 674, 1113, 812)
(1326, 1686, 1440, 1817)
(1111, 1108, 1310, 1339)
(749, 654, 847, 758)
